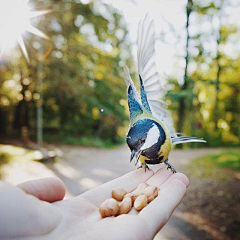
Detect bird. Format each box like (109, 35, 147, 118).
(123, 14, 206, 173)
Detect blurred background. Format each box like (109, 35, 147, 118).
(0, 0, 239, 239)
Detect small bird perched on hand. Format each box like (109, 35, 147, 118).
(124, 14, 206, 173)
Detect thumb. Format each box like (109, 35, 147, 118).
(18, 177, 66, 202)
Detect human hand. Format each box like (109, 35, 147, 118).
(0, 168, 189, 240)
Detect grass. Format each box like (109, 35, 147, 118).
(186, 149, 240, 180)
(0, 144, 37, 164)
(0, 144, 38, 179)
(43, 132, 122, 148)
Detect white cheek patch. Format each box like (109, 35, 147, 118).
(141, 124, 160, 150)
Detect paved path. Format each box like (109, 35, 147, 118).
(49, 145, 222, 240)
(2, 145, 223, 239)
(50, 146, 222, 197)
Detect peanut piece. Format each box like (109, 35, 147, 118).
(143, 185, 159, 203)
(126, 182, 149, 203)
(124, 193, 132, 198)
(125, 191, 141, 203)
(112, 188, 127, 201)
(130, 191, 141, 203)
(134, 195, 148, 211)
(136, 182, 149, 191)
(124, 193, 134, 204)
(118, 196, 132, 215)
(99, 198, 119, 218)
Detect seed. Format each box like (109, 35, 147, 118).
(99, 198, 119, 218)
(112, 188, 127, 201)
(118, 197, 132, 215)
(126, 182, 149, 203)
(134, 195, 148, 211)
(143, 185, 159, 203)
(136, 182, 149, 191)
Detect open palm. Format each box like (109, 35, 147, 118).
(0, 168, 188, 240)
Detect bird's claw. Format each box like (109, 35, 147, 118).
(169, 166, 177, 173)
(138, 164, 150, 172)
(165, 159, 177, 173)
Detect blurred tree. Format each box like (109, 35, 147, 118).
(190, 0, 240, 146)
(0, 0, 133, 145)
(164, 0, 240, 147)
(177, 0, 193, 135)
(0, 0, 239, 148)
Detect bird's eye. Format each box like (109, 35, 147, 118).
(140, 139, 145, 144)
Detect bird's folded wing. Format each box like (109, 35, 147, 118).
(137, 13, 177, 137)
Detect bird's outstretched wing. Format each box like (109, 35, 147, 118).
(124, 14, 205, 145)
(137, 13, 177, 137)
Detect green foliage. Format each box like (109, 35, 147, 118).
(0, 144, 37, 171)
(0, 144, 40, 178)
(187, 149, 240, 179)
(0, 0, 132, 146)
(165, 0, 240, 148)
(0, 0, 239, 149)
(0, 152, 11, 165)
(43, 131, 124, 148)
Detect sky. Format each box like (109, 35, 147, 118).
(103, 0, 187, 83)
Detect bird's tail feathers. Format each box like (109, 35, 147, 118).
(171, 136, 206, 145)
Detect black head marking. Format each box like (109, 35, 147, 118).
(127, 118, 166, 159)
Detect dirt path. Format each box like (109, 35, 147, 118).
(3, 145, 228, 239)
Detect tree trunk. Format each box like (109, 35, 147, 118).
(213, 3, 223, 131)
(13, 72, 29, 133)
(177, 0, 193, 133)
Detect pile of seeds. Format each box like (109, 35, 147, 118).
(99, 182, 159, 218)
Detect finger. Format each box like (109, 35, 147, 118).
(139, 179, 187, 238)
(1, 182, 62, 238)
(146, 168, 173, 187)
(159, 172, 189, 189)
(80, 168, 154, 207)
(18, 177, 66, 203)
(127, 169, 187, 216)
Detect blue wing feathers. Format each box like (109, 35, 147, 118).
(128, 85, 143, 121)
(139, 75, 152, 114)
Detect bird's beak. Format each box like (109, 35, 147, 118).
(130, 150, 136, 162)
(130, 150, 142, 166)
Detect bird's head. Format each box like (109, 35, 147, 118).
(127, 118, 165, 165)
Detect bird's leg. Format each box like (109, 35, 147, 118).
(137, 163, 150, 172)
(164, 159, 177, 173)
